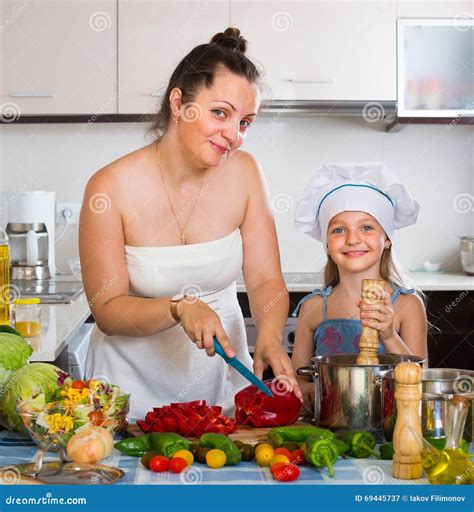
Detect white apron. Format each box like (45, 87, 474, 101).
(85, 229, 252, 420)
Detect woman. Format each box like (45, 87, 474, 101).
(80, 28, 302, 419)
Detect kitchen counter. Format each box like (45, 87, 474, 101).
(237, 272, 474, 293)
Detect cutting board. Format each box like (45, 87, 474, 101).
(127, 421, 308, 445)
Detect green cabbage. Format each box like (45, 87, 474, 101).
(0, 362, 61, 432)
(0, 332, 33, 390)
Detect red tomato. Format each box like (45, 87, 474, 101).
(71, 380, 88, 389)
(88, 411, 104, 426)
(291, 449, 306, 465)
(169, 457, 188, 473)
(274, 448, 292, 459)
(271, 462, 300, 482)
(149, 455, 169, 473)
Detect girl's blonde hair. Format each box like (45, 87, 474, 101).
(324, 246, 425, 300)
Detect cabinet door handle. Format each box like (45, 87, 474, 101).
(284, 77, 334, 84)
(10, 92, 55, 98)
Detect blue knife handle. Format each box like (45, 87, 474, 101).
(213, 337, 234, 362)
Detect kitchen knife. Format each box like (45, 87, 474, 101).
(213, 337, 274, 398)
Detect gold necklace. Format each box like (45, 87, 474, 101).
(155, 147, 205, 245)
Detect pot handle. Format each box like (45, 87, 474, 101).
(296, 366, 318, 378)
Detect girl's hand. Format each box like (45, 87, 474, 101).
(356, 291, 395, 341)
(177, 298, 235, 358)
(253, 339, 303, 402)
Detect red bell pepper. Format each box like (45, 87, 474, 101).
(234, 379, 301, 427)
(137, 400, 237, 437)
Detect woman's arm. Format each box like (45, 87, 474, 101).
(238, 153, 302, 400)
(79, 168, 177, 337)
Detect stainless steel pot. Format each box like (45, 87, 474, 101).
(381, 368, 473, 442)
(297, 354, 424, 432)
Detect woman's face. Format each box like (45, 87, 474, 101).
(326, 211, 388, 273)
(171, 67, 260, 168)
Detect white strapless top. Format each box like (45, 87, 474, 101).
(85, 229, 253, 420)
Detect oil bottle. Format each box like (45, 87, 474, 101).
(421, 395, 473, 484)
(0, 228, 10, 325)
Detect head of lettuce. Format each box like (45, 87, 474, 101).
(0, 362, 63, 433)
(0, 332, 33, 389)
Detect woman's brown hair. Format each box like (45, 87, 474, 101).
(149, 27, 261, 140)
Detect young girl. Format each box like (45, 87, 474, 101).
(291, 162, 428, 407)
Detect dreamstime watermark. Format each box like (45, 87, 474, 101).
(271, 11, 293, 32)
(271, 193, 294, 214)
(86, 275, 120, 312)
(172, 365, 211, 402)
(81, 93, 118, 131)
(89, 11, 112, 32)
(174, 3, 210, 41)
(0, 466, 21, 485)
(261, 99, 297, 134)
(179, 283, 203, 304)
(0, 102, 21, 123)
(446, 101, 474, 131)
(362, 102, 385, 123)
(0, 0, 30, 33)
(180, 102, 203, 123)
(173, 183, 210, 223)
(88, 192, 112, 214)
(453, 374, 473, 394)
(0, 184, 29, 217)
(362, 465, 385, 484)
(270, 375, 294, 396)
(453, 193, 474, 214)
(454, 12, 472, 32)
(263, 286, 288, 314)
(445, 290, 469, 314)
(180, 465, 203, 485)
(0, 283, 21, 306)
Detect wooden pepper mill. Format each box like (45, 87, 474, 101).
(356, 279, 384, 365)
(392, 361, 423, 479)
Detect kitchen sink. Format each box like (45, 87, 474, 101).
(11, 280, 84, 304)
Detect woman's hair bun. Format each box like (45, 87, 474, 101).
(210, 27, 247, 53)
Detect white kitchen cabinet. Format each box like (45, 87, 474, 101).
(230, 1, 397, 101)
(0, 0, 117, 116)
(397, 1, 473, 18)
(118, 0, 230, 114)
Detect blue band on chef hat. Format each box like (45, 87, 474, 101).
(316, 183, 394, 216)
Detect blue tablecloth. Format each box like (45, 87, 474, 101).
(0, 429, 432, 485)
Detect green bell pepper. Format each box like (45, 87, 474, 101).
(115, 434, 152, 457)
(335, 430, 378, 459)
(199, 433, 241, 465)
(268, 425, 335, 447)
(114, 432, 190, 458)
(304, 434, 340, 477)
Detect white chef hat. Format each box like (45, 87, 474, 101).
(294, 162, 419, 249)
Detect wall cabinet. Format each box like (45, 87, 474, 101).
(230, 0, 397, 101)
(0, 0, 117, 115)
(118, 0, 229, 114)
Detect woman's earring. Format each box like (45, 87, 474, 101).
(173, 115, 180, 123)
(385, 242, 391, 250)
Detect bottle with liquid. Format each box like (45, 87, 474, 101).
(421, 395, 473, 484)
(0, 228, 10, 325)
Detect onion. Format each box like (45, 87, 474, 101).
(66, 427, 113, 463)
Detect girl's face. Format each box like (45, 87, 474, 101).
(170, 67, 260, 168)
(326, 211, 388, 273)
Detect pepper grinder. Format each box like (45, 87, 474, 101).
(356, 279, 384, 365)
(392, 362, 423, 479)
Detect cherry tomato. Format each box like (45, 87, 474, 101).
(169, 457, 188, 473)
(88, 411, 104, 426)
(271, 462, 300, 482)
(149, 455, 169, 473)
(71, 380, 88, 389)
(290, 449, 306, 465)
(274, 448, 292, 459)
